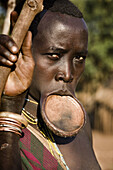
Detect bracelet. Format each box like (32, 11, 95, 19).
(0, 124, 23, 137)
(0, 127, 23, 137)
(0, 112, 28, 137)
(0, 119, 22, 128)
(0, 112, 28, 128)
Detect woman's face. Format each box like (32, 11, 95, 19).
(29, 11, 88, 101)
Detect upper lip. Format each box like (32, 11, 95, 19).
(48, 89, 74, 98)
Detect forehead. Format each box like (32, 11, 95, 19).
(33, 11, 88, 50)
(37, 11, 87, 34)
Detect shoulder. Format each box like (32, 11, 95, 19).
(58, 113, 101, 170)
(71, 113, 101, 169)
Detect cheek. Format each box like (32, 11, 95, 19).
(34, 59, 56, 82)
(80, 62, 85, 74)
(74, 62, 85, 80)
(34, 57, 48, 75)
(79, 64, 85, 78)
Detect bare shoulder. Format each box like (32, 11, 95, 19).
(57, 114, 101, 170)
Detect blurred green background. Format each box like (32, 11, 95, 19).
(72, 0, 113, 91)
(71, 0, 113, 134)
(0, 0, 113, 133)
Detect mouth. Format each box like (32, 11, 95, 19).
(40, 92, 86, 137)
(46, 86, 75, 98)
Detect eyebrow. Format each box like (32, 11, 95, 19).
(48, 47, 68, 53)
(43, 46, 88, 56)
(76, 50, 88, 56)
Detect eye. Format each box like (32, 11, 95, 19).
(47, 53, 60, 60)
(73, 56, 86, 63)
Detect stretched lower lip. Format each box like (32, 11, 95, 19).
(41, 94, 86, 137)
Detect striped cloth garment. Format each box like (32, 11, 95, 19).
(19, 128, 63, 170)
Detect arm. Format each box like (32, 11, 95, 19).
(0, 1, 44, 168)
(0, 31, 34, 170)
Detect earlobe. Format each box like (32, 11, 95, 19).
(10, 11, 18, 32)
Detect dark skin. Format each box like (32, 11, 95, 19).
(0, 11, 101, 169)
(30, 12, 87, 101)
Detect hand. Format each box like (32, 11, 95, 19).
(0, 32, 35, 96)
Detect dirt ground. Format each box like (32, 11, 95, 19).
(92, 130, 113, 170)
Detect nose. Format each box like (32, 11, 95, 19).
(55, 62, 74, 83)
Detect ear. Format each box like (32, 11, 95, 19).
(10, 11, 18, 32)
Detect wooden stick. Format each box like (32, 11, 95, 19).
(0, 1, 44, 169)
(0, 0, 44, 104)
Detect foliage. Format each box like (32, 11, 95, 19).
(71, 0, 113, 92)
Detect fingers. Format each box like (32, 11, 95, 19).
(22, 31, 33, 58)
(0, 34, 19, 66)
(0, 31, 33, 67)
(20, 31, 35, 72)
(0, 34, 19, 53)
(0, 45, 17, 66)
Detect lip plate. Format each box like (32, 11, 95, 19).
(41, 94, 86, 137)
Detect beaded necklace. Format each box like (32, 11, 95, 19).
(22, 98, 70, 170)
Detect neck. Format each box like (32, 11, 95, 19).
(23, 95, 76, 144)
(24, 95, 38, 119)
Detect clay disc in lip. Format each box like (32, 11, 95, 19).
(41, 95, 85, 137)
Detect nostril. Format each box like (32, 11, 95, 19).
(69, 76, 74, 83)
(59, 77, 64, 81)
(64, 75, 73, 83)
(55, 72, 73, 82)
(55, 72, 65, 81)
